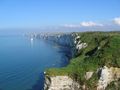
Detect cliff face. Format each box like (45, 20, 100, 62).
(36, 33, 75, 47)
(36, 33, 87, 57)
(36, 33, 77, 57)
(43, 32, 120, 90)
(97, 66, 120, 90)
(45, 67, 120, 90)
(44, 76, 80, 90)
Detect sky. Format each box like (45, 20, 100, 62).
(0, 0, 120, 31)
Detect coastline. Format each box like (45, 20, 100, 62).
(29, 31, 120, 90)
(41, 32, 120, 90)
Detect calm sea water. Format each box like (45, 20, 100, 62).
(0, 35, 69, 90)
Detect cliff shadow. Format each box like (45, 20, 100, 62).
(27, 72, 44, 90)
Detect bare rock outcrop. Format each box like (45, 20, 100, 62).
(85, 72, 94, 80)
(44, 76, 80, 90)
(97, 66, 120, 90)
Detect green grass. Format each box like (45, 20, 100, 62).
(45, 31, 120, 89)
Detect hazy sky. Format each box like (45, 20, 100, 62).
(0, 0, 120, 31)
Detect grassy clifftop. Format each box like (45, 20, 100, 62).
(45, 32, 120, 89)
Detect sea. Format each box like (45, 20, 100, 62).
(0, 33, 69, 90)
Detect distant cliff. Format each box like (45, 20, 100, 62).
(34, 32, 120, 90)
(35, 32, 81, 57)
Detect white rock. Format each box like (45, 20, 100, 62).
(76, 36, 80, 39)
(44, 76, 80, 90)
(97, 66, 120, 90)
(85, 72, 93, 80)
(76, 43, 87, 51)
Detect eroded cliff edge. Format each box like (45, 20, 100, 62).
(38, 32, 120, 90)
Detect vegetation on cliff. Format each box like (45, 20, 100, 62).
(45, 32, 120, 89)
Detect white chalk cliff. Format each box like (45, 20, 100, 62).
(97, 66, 120, 90)
(44, 76, 80, 90)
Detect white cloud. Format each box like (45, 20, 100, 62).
(113, 17, 120, 25)
(64, 21, 103, 28)
(80, 21, 103, 27)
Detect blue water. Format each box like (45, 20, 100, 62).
(0, 35, 69, 90)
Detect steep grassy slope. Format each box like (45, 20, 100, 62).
(45, 32, 120, 89)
